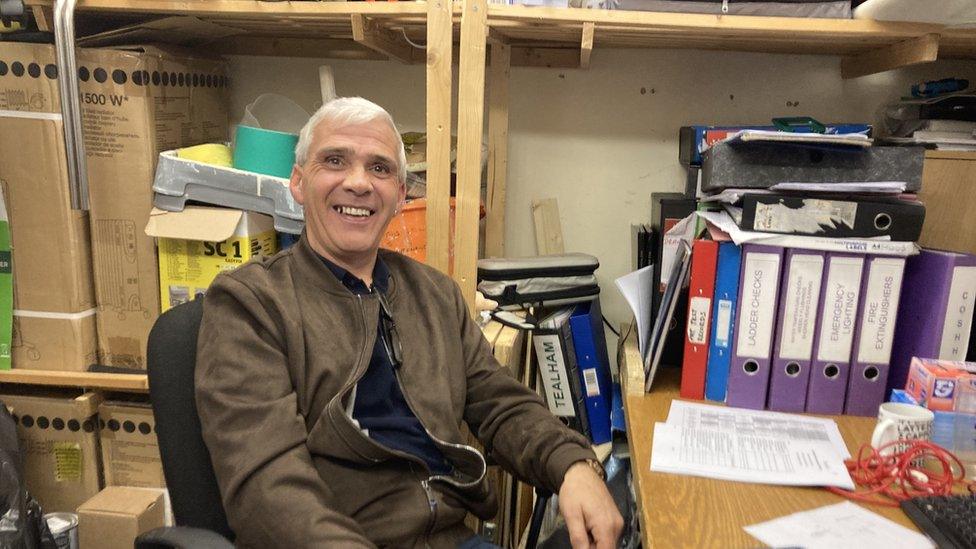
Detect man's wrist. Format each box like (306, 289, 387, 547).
(575, 457, 606, 481)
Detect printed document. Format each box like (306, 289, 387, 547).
(650, 401, 854, 489)
(744, 502, 934, 549)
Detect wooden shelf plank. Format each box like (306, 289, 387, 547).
(0, 369, 149, 392)
(27, 0, 428, 17)
(841, 33, 940, 79)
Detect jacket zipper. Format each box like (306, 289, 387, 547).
(420, 478, 437, 548)
(392, 367, 487, 489)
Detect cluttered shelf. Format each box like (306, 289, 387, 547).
(23, 0, 452, 62)
(616, 327, 924, 549)
(0, 369, 149, 392)
(484, 5, 976, 76)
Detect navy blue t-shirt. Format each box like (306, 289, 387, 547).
(318, 255, 451, 476)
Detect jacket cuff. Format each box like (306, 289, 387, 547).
(545, 443, 598, 493)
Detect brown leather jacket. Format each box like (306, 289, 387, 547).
(196, 235, 596, 548)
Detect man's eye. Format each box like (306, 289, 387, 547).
(372, 164, 392, 175)
(324, 156, 344, 167)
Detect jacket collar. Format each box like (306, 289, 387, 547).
(293, 232, 399, 300)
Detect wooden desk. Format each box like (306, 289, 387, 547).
(617, 328, 922, 548)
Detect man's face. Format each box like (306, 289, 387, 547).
(289, 117, 405, 268)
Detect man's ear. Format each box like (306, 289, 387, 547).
(396, 179, 407, 212)
(289, 164, 305, 205)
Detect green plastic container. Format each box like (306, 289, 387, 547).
(232, 124, 298, 178)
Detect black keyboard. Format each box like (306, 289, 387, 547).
(901, 494, 976, 549)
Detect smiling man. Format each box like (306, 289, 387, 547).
(196, 97, 622, 549)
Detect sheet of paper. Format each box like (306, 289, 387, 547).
(650, 422, 854, 489)
(770, 181, 907, 194)
(614, 265, 654, 360)
(744, 501, 935, 549)
(666, 400, 850, 459)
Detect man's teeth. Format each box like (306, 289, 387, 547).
(336, 206, 372, 217)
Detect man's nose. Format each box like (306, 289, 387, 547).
(343, 164, 372, 194)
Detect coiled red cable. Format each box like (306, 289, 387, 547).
(826, 439, 976, 507)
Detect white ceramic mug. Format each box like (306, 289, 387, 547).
(871, 402, 934, 454)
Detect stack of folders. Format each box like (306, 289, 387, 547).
(673, 128, 963, 417)
(532, 297, 614, 444)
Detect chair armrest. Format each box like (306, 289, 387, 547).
(134, 526, 234, 549)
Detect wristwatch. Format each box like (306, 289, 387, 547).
(582, 458, 606, 481)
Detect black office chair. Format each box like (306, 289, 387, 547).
(136, 299, 234, 549)
(136, 299, 554, 549)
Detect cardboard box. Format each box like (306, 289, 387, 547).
(12, 311, 98, 371)
(0, 391, 102, 512)
(144, 207, 277, 312)
(98, 401, 165, 488)
(78, 486, 165, 549)
(0, 42, 228, 368)
(0, 116, 96, 314)
(905, 357, 976, 411)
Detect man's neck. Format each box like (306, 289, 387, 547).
(314, 245, 376, 287)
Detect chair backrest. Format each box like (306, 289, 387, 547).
(147, 299, 234, 542)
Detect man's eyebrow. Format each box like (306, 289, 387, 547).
(314, 146, 353, 158)
(368, 154, 396, 166)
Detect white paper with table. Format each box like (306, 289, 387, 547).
(651, 401, 855, 490)
(744, 501, 935, 549)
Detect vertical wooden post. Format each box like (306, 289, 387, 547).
(454, 0, 488, 312)
(425, 0, 453, 274)
(485, 41, 511, 259)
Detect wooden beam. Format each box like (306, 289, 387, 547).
(580, 22, 594, 69)
(531, 198, 564, 255)
(212, 36, 385, 60)
(511, 47, 580, 69)
(0, 369, 148, 392)
(454, 0, 488, 313)
(425, 0, 453, 275)
(26, 0, 430, 17)
(487, 27, 511, 46)
(485, 41, 511, 259)
(841, 33, 940, 79)
(31, 5, 53, 32)
(351, 14, 415, 64)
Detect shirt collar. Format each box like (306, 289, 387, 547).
(317, 253, 390, 295)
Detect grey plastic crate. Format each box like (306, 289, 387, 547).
(152, 150, 305, 234)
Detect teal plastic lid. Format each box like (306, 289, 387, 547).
(232, 124, 299, 178)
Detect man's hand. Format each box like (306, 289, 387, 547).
(558, 461, 624, 549)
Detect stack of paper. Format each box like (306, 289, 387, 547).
(650, 401, 855, 489)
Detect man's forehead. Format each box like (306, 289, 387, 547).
(311, 118, 398, 149)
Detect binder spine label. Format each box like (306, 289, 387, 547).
(688, 296, 712, 345)
(817, 256, 864, 363)
(939, 266, 976, 360)
(736, 252, 781, 359)
(582, 368, 600, 397)
(856, 257, 906, 364)
(754, 199, 857, 234)
(780, 255, 825, 360)
(533, 334, 575, 417)
(715, 299, 733, 348)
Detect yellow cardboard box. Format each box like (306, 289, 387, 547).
(144, 206, 277, 311)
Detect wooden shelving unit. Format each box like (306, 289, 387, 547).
(0, 369, 149, 392)
(465, 3, 976, 288)
(26, 0, 976, 308)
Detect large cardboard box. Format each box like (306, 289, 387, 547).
(0, 41, 229, 367)
(0, 391, 102, 512)
(12, 312, 98, 371)
(98, 401, 165, 488)
(78, 486, 165, 549)
(0, 116, 95, 314)
(144, 207, 277, 312)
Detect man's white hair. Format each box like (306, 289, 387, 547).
(294, 96, 407, 183)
